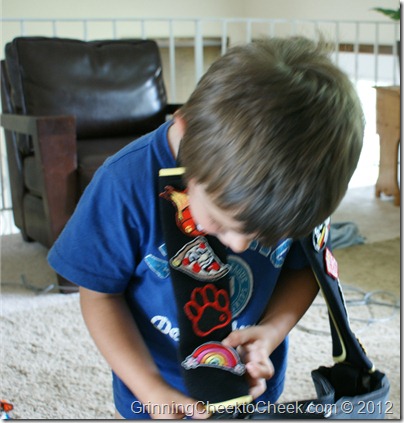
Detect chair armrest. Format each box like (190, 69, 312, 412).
(1, 113, 74, 136)
(165, 103, 183, 116)
(1, 112, 78, 245)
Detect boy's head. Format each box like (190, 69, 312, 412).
(178, 36, 364, 247)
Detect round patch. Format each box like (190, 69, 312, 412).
(312, 217, 331, 252)
(228, 256, 253, 317)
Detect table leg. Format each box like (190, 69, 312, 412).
(375, 125, 400, 206)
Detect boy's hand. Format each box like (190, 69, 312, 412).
(222, 327, 275, 399)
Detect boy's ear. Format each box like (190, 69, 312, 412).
(173, 111, 187, 137)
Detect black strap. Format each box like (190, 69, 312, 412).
(158, 167, 251, 407)
(299, 222, 374, 372)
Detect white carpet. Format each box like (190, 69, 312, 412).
(1, 234, 114, 419)
(1, 298, 114, 419)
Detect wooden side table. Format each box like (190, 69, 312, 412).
(375, 86, 400, 206)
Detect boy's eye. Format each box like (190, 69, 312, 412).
(208, 218, 223, 233)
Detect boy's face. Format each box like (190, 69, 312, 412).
(187, 179, 255, 253)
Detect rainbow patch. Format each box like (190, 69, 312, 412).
(182, 342, 246, 375)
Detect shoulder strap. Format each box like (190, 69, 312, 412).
(158, 167, 252, 407)
(299, 220, 374, 372)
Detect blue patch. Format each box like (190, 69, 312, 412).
(228, 256, 253, 317)
(144, 254, 170, 279)
(258, 245, 272, 257)
(270, 239, 292, 268)
(159, 244, 168, 256)
(249, 240, 259, 251)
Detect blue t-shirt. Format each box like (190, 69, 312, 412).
(48, 121, 309, 419)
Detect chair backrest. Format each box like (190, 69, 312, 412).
(4, 37, 168, 140)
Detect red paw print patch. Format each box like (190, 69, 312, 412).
(184, 284, 231, 337)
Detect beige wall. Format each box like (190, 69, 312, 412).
(2, 0, 399, 49)
(1, 0, 399, 21)
(1, 0, 244, 19)
(243, 0, 399, 21)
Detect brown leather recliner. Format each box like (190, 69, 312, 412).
(1, 36, 180, 291)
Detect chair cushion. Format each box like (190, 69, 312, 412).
(23, 155, 43, 198)
(5, 37, 168, 139)
(76, 136, 136, 193)
(23, 193, 50, 247)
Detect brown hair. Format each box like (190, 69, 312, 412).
(179, 36, 364, 246)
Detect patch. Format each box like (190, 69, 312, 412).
(184, 284, 231, 337)
(312, 217, 331, 252)
(228, 256, 253, 317)
(324, 247, 339, 279)
(170, 236, 230, 281)
(182, 341, 246, 375)
(158, 244, 168, 256)
(270, 239, 293, 268)
(144, 254, 170, 279)
(160, 185, 206, 237)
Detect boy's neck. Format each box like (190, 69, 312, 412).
(167, 115, 185, 160)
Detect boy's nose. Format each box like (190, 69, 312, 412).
(218, 232, 250, 253)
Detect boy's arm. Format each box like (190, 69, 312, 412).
(222, 266, 319, 397)
(79, 287, 207, 419)
(259, 266, 319, 351)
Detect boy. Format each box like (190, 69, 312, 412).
(48, 36, 364, 419)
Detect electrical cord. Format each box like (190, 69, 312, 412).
(1, 274, 78, 294)
(297, 282, 400, 335)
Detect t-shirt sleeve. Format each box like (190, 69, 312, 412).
(48, 164, 140, 294)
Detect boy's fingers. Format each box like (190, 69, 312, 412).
(246, 359, 274, 380)
(221, 331, 241, 348)
(248, 377, 267, 399)
(222, 328, 256, 348)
